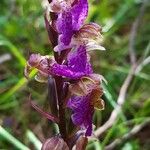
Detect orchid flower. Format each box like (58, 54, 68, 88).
(25, 0, 106, 148)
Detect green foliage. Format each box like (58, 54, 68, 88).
(0, 0, 150, 149)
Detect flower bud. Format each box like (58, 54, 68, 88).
(28, 53, 41, 67)
(42, 136, 69, 150)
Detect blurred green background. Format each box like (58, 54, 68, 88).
(0, 0, 150, 149)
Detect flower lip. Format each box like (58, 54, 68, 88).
(51, 45, 93, 79)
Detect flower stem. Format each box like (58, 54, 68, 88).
(55, 76, 67, 141)
(45, 5, 68, 143)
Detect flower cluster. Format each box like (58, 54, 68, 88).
(25, 0, 105, 137)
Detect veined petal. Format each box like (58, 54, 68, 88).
(71, 23, 105, 52)
(27, 53, 42, 67)
(69, 75, 104, 97)
(90, 87, 104, 110)
(89, 73, 107, 84)
(69, 80, 88, 96)
(94, 98, 105, 110)
(86, 41, 106, 51)
(73, 23, 102, 43)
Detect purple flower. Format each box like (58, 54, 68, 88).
(67, 77, 104, 136)
(24, 54, 55, 82)
(67, 95, 94, 136)
(25, 46, 92, 80)
(50, 0, 88, 52)
(50, 45, 93, 79)
(25, 0, 106, 138)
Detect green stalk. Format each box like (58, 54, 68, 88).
(26, 130, 42, 150)
(0, 126, 29, 150)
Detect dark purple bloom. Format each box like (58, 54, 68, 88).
(67, 94, 94, 136)
(53, 0, 88, 51)
(67, 79, 104, 136)
(51, 45, 93, 79)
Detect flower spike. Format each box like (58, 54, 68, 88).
(25, 0, 106, 140)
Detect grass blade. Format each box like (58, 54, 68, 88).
(26, 130, 42, 150)
(0, 126, 29, 150)
(0, 36, 26, 66)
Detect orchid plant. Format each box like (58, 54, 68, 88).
(25, 0, 105, 149)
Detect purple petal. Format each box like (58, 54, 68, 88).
(55, 0, 88, 51)
(56, 12, 73, 47)
(51, 63, 85, 79)
(51, 46, 92, 79)
(72, 113, 84, 125)
(68, 45, 93, 74)
(68, 45, 87, 72)
(71, 0, 88, 30)
(67, 94, 94, 136)
(85, 61, 93, 75)
(85, 122, 92, 136)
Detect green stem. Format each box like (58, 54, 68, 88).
(0, 126, 29, 150)
(26, 130, 42, 150)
